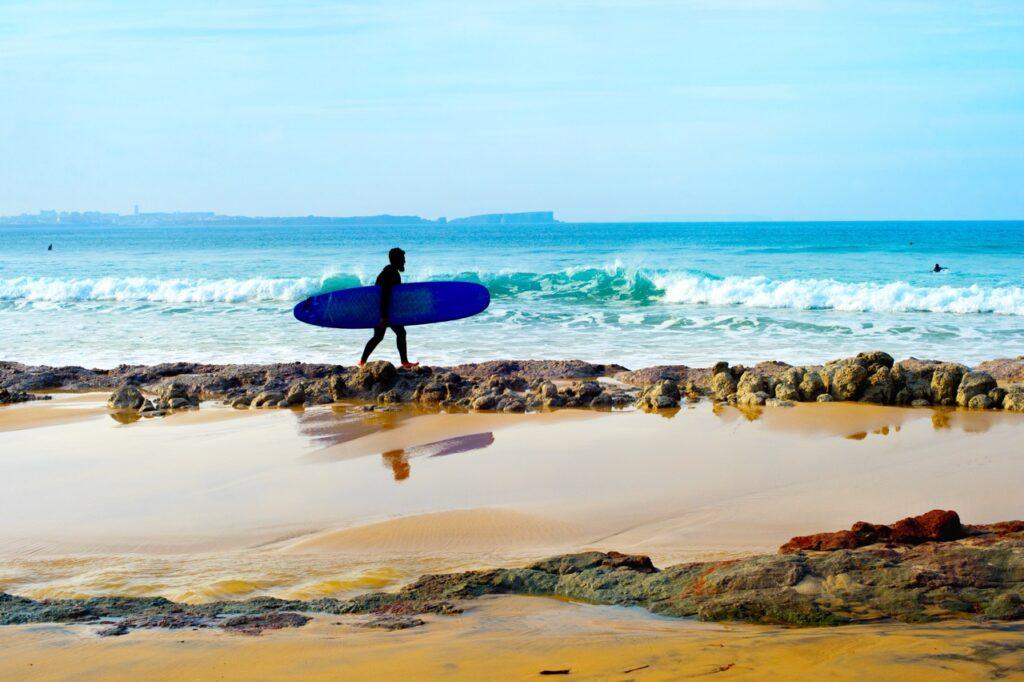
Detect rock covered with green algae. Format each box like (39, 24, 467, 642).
(2, 518, 1023, 633)
(378, 540, 1022, 626)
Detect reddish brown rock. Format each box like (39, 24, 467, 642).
(975, 356, 1024, 384)
(780, 510, 966, 553)
(448, 360, 625, 381)
(614, 365, 708, 388)
(602, 551, 659, 573)
(970, 520, 1024, 536)
(889, 509, 963, 543)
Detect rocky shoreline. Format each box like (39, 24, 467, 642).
(2, 352, 1024, 416)
(1, 510, 1021, 636)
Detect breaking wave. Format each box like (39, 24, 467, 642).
(2, 269, 1023, 315)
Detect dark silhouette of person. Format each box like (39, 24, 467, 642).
(359, 247, 418, 368)
(933, 263, 947, 272)
(47, 243, 52, 251)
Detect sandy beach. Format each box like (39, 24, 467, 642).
(2, 383, 1024, 678)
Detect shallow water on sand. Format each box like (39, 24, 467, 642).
(2, 396, 1023, 602)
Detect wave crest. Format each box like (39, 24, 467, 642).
(1, 269, 1022, 315)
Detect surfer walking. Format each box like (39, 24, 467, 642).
(359, 247, 419, 369)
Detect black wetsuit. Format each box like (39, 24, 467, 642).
(360, 264, 408, 364)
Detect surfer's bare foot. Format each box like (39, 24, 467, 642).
(357, 360, 366, 368)
(402, 362, 420, 369)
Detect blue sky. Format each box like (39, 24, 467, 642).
(1, 0, 1022, 220)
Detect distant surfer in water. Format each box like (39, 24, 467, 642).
(359, 247, 419, 368)
(933, 263, 947, 273)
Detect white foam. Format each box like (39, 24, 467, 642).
(651, 274, 1024, 315)
(0, 276, 325, 303)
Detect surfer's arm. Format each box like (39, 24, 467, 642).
(379, 283, 391, 324)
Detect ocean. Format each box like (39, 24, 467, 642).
(2, 221, 1023, 369)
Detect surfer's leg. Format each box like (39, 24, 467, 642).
(361, 326, 386, 364)
(391, 325, 409, 364)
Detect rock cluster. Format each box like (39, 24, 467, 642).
(106, 381, 201, 418)
(693, 352, 1024, 412)
(2, 512, 1022, 631)
(3, 353, 1024, 416)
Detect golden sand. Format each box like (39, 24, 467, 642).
(0, 392, 109, 431)
(2, 597, 1022, 681)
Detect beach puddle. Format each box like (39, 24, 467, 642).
(2, 400, 1024, 601)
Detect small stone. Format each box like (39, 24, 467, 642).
(107, 385, 145, 410)
(536, 381, 559, 400)
(931, 365, 965, 406)
(281, 382, 306, 407)
(737, 391, 767, 406)
(968, 394, 993, 410)
(471, 394, 498, 410)
(1004, 387, 1024, 412)
(798, 371, 826, 401)
(829, 363, 867, 401)
(250, 391, 284, 408)
(956, 371, 997, 407)
(710, 372, 737, 401)
(774, 382, 800, 401)
(636, 380, 680, 410)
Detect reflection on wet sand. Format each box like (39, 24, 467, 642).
(295, 404, 407, 450)
(296, 406, 594, 464)
(382, 432, 495, 481)
(710, 401, 1020, 438)
(382, 449, 410, 480)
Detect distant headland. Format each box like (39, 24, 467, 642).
(0, 210, 557, 227)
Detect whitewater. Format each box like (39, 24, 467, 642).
(2, 220, 1023, 367)
(3, 271, 1024, 316)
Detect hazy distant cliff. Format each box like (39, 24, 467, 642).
(447, 211, 556, 225)
(0, 210, 557, 226)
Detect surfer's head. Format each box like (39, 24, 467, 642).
(389, 247, 406, 271)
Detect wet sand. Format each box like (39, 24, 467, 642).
(3, 398, 1024, 678)
(3, 597, 1023, 681)
(2, 399, 1024, 599)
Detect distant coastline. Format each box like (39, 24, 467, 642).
(0, 210, 558, 227)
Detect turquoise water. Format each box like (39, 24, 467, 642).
(2, 221, 1023, 368)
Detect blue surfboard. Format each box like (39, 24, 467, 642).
(293, 281, 490, 329)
